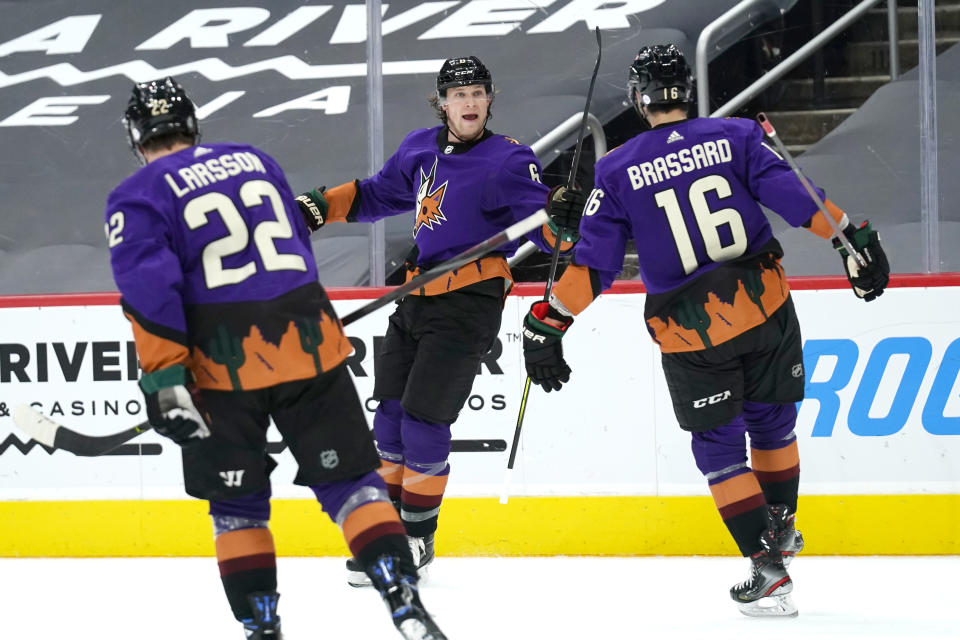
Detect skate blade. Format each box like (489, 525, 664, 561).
(416, 564, 431, 585)
(347, 569, 373, 588)
(737, 593, 798, 618)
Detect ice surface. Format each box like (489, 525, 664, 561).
(1, 556, 956, 639)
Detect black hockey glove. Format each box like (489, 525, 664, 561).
(139, 364, 210, 446)
(295, 187, 328, 232)
(546, 186, 586, 243)
(523, 301, 573, 392)
(833, 221, 890, 302)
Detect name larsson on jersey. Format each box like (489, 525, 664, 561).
(164, 149, 267, 197)
(627, 138, 733, 190)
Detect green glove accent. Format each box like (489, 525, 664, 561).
(295, 187, 329, 232)
(139, 364, 189, 394)
(547, 218, 580, 244)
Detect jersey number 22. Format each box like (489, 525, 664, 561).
(184, 179, 307, 289)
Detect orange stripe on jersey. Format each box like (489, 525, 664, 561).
(377, 459, 403, 486)
(539, 223, 576, 254)
(125, 313, 190, 373)
(322, 180, 358, 224)
(407, 255, 512, 296)
(341, 501, 403, 546)
(805, 198, 847, 239)
(215, 527, 275, 562)
(190, 311, 352, 390)
(709, 471, 764, 510)
(402, 468, 449, 497)
(553, 263, 598, 316)
(648, 264, 790, 353)
(751, 440, 800, 472)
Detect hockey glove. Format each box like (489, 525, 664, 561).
(833, 221, 890, 302)
(139, 364, 210, 446)
(295, 187, 328, 232)
(546, 186, 586, 244)
(523, 301, 573, 392)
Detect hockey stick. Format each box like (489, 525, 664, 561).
(500, 26, 602, 505)
(13, 404, 152, 457)
(12, 210, 549, 457)
(755, 112, 866, 268)
(340, 209, 548, 325)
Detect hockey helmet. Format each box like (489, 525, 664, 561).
(627, 44, 693, 115)
(436, 56, 493, 97)
(123, 76, 199, 161)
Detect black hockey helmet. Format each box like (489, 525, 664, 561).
(436, 56, 493, 97)
(123, 76, 199, 162)
(627, 44, 693, 116)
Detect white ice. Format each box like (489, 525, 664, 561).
(2, 556, 956, 639)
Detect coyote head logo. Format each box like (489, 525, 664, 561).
(414, 156, 448, 237)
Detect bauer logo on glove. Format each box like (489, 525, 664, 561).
(295, 187, 328, 232)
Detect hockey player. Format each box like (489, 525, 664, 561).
(521, 45, 889, 616)
(296, 56, 584, 586)
(106, 77, 447, 640)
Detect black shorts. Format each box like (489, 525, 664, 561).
(373, 279, 505, 424)
(661, 296, 805, 432)
(182, 363, 380, 501)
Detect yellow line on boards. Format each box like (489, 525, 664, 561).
(1, 495, 957, 557)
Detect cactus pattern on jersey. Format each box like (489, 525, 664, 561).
(673, 296, 713, 349)
(742, 271, 768, 319)
(297, 319, 324, 374)
(208, 324, 245, 390)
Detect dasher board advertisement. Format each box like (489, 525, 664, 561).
(1, 276, 958, 501)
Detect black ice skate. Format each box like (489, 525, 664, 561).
(241, 591, 282, 639)
(730, 529, 797, 617)
(768, 504, 804, 567)
(367, 554, 447, 640)
(348, 534, 435, 588)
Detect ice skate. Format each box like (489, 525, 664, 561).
(241, 591, 282, 639)
(347, 533, 434, 588)
(367, 554, 447, 640)
(407, 533, 435, 581)
(730, 529, 797, 617)
(768, 504, 804, 567)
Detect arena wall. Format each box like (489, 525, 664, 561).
(1, 275, 958, 556)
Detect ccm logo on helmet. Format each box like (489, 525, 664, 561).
(693, 390, 731, 408)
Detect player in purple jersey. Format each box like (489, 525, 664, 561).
(106, 77, 447, 640)
(520, 45, 889, 617)
(296, 56, 584, 586)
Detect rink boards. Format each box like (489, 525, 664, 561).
(1, 275, 958, 556)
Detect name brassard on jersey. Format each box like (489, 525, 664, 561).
(163, 150, 268, 198)
(626, 138, 733, 190)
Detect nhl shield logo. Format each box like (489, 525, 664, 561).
(320, 449, 340, 469)
(791, 363, 803, 378)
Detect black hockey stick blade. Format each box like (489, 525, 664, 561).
(502, 28, 602, 505)
(340, 208, 548, 326)
(451, 438, 507, 453)
(13, 404, 153, 456)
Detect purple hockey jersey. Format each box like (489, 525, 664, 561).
(555, 117, 830, 352)
(106, 142, 351, 389)
(576, 117, 823, 294)
(322, 126, 554, 294)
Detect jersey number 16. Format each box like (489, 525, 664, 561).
(654, 174, 748, 275)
